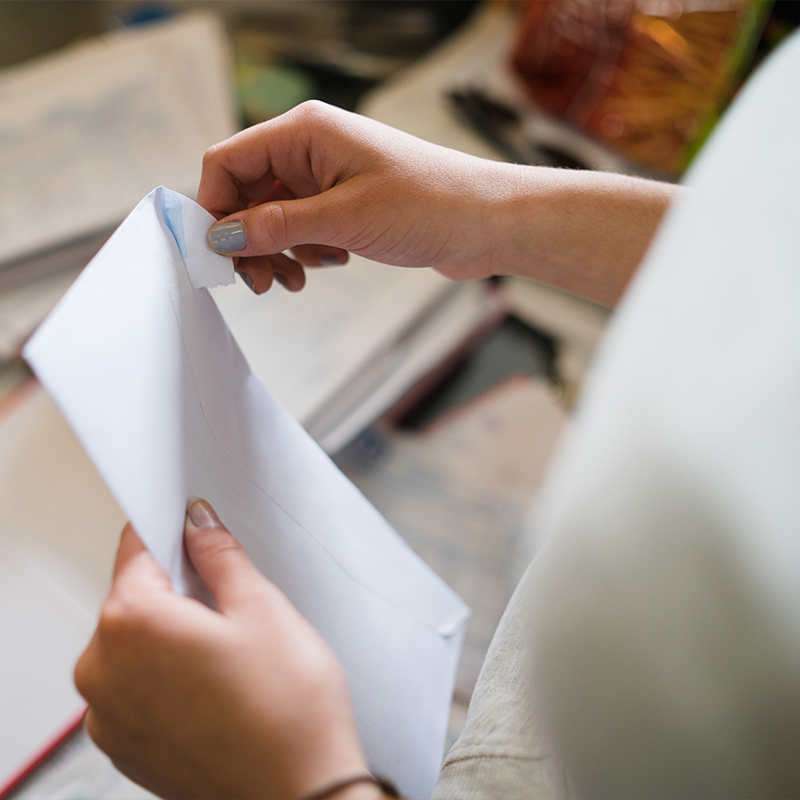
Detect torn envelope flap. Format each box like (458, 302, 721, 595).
(155, 186, 235, 290)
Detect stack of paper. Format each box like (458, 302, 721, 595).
(0, 11, 234, 266)
(0, 11, 236, 358)
(0, 384, 127, 796)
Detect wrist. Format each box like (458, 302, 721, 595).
(467, 160, 551, 282)
(487, 165, 678, 306)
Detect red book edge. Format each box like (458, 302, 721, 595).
(0, 377, 88, 798)
(0, 706, 87, 798)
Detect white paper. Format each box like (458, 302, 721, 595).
(211, 259, 454, 429)
(24, 187, 469, 800)
(0, 545, 90, 786)
(0, 384, 147, 793)
(0, 12, 235, 265)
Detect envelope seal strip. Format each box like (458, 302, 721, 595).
(156, 186, 235, 290)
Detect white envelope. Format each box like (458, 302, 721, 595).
(24, 187, 470, 800)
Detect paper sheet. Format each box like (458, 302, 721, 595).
(24, 187, 469, 799)
(211, 260, 454, 430)
(0, 383, 148, 794)
(0, 12, 235, 266)
(0, 545, 90, 787)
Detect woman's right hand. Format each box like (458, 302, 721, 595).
(197, 100, 516, 294)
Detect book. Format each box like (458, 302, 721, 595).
(212, 263, 502, 453)
(0, 382, 126, 795)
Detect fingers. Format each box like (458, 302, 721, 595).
(236, 252, 306, 295)
(208, 190, 347, 259)
(198, 100, 346, 219)
(248, 178, 297, 207)
(231, 244, 347, 297)
(78, 527, 173, 712)
(109, 502, 268, 616)
(200, 101, 367, 269)
(112, 523, 146, 579)
(198, 127, 278, 219)
(111, 524, 172, 591)
(83, 707, 108, 752)
(184, 498, 266, 612)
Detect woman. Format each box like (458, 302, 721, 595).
(75, 28, 800, 800)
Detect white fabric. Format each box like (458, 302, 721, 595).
(433, 30, 800, 800)
(532, 31, 800, 798)
(433, 558, 572, 800)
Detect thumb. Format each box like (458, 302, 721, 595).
(184, 498, 263, 611)
(207, 191, 347, 257)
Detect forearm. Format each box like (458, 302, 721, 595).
(486, 165, 680, 307)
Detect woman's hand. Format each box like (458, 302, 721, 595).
(198, 100, 515, 294)
(74, 500, 375, 800)
(198, 100, 678, 306)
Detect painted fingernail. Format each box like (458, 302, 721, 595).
(187, 498, 221, 530)
(274, 273, 288, 289)
(237, 270, 256, 293)
(320, 254, 345, 266)
(208, 221, 246, 254)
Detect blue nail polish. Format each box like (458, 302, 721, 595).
(274, 273, 288, 289)
(209, 221, 246, 254)
(237, 270, 256, 293)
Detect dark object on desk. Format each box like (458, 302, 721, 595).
(343, 0, 479, 60)
(448, 85, 674, 181)
(447, 86, 655, 177)
(401, 317, 555, 431)
(448, 88, 589, 169)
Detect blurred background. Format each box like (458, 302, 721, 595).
(0, 1, 480, 112)
(2, 1, 797, 159)
(1, 2, 797, 798)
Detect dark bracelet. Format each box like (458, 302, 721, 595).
(299, 772, 401, 800)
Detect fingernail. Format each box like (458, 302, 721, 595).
(187, 498, 220, 530)
(320, 254, 345, 266)
(274, 273, 288, 289)
(237, 270, 256, 293)
(208, 221, 246, 254)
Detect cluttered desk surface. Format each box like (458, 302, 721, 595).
(2, 1, 791, 796)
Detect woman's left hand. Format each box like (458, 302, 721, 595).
(75, 499, 368, 800)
